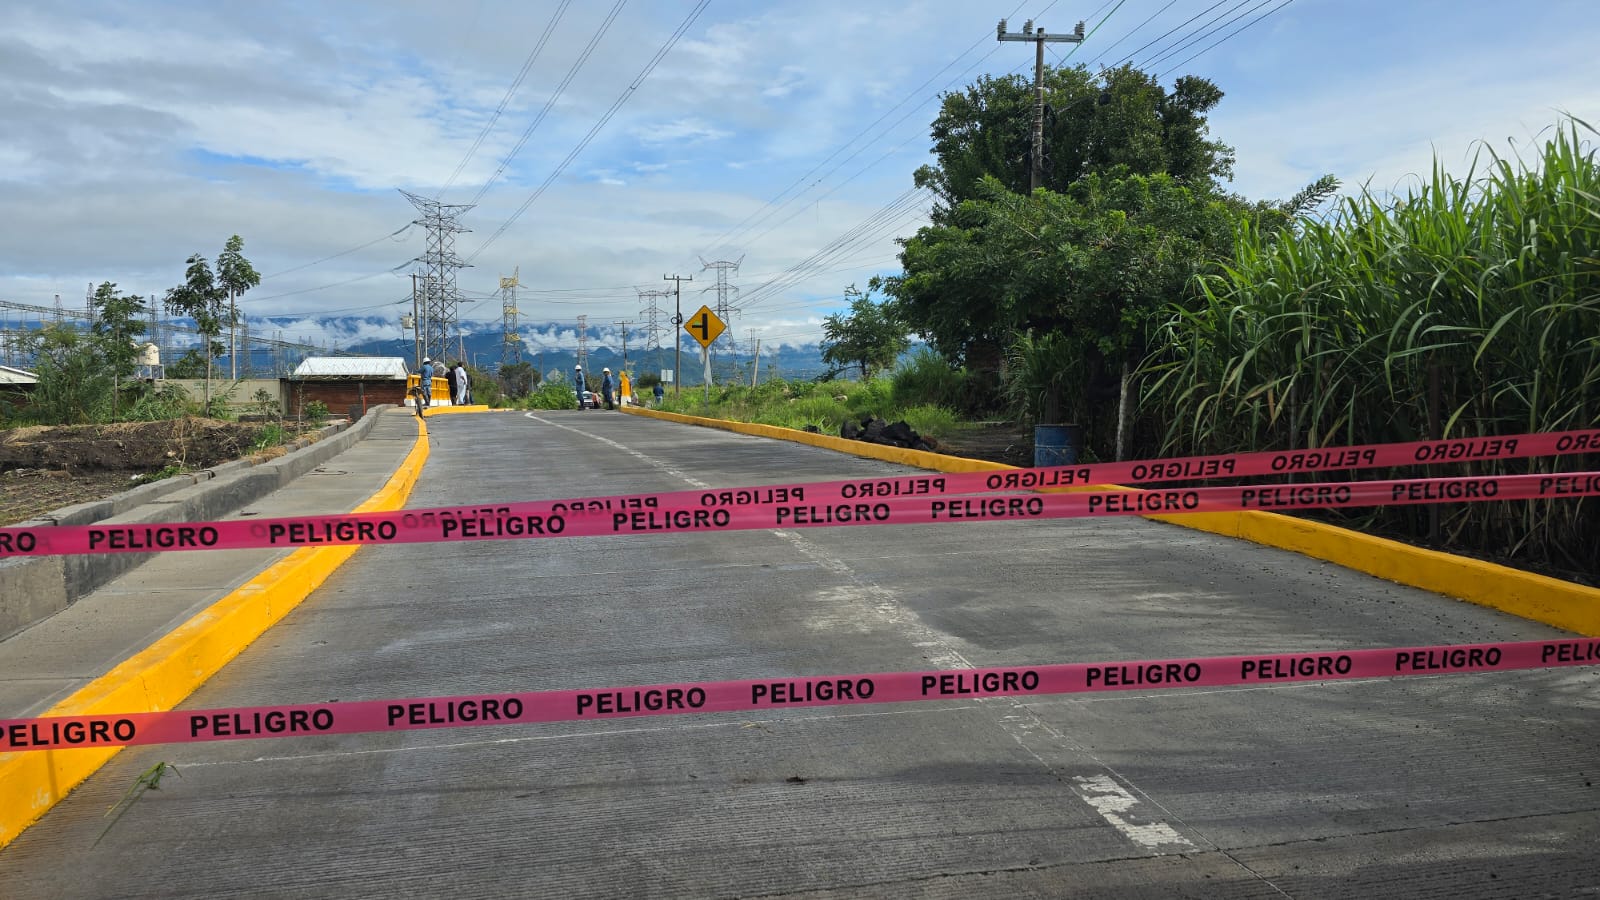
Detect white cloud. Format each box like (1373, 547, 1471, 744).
(1, 0, 1596, 359)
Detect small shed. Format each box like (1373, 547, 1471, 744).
(0, 365, 38, 387)
(285, 357, 410, 419)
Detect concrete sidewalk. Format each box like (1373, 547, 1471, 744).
(0, 407, 422, 722)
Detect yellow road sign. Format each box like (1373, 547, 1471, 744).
(684, 305, 726, 349)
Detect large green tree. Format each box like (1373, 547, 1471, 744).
(216, 234, 260, 380)
(914, 63, 1234, 215)
(164, 252, 228, 409)
(893, 63, 1237, 377)
(89, 281, 149, 420)
(820, 283, 911, 381)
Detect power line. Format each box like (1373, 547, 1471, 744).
(1143, 0, 1268, 72)
(467, 0, 710, 261)
(438, 0, 574, 195)
(257, 224, 414, 281)
(247, 263, 412, 303)
(1106, 0, 1232, 69)
(1159, 0, 1296, 77)
(735, 189, 932, 312)
(467, 0, 626, 206)
(701, 1, 1063, 258)
(1087, 0, 1178, 65)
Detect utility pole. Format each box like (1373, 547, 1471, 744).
(997, 18, 1084, 192)
(751, 336, 761, 387)
(613, 319, 632, 372)
(410, 274, 422, 368)
(576, 314, 588, 372)
(664, 274, 691, 396)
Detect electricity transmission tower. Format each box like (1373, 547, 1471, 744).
(500, 267, 523, 368)
(401, 190, 474, 363)
(699, 256, 741, 378)
(637, 288, 670, 377)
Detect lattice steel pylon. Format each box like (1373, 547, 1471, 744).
(637, 288, 669, 354)
(401, 190, 475, 363)
(500, 267, 523, 368)
(700, 255, 742, 375)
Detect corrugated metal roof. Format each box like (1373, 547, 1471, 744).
(0, 365, 38, 385)
(290, 357, 409, 380)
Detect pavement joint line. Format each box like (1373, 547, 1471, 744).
(0, 409, 429, 851)
(625, 405, 1600, 637)
(532, 408, 1206, 854)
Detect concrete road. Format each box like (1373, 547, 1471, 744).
(2, 410, 1596, 898)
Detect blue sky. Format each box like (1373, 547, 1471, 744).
(1, 0, 1595, 356)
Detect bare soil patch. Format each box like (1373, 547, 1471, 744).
(0, 417, 284, 526)
(934, 422, 1034, 467)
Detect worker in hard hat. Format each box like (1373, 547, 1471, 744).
(601, 367, 616, 410)
(418, 357, 435, 409)
(574, 364, 587, 409)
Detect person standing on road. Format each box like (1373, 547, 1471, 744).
(419, 358, 434, 410)
(453, 361, 469, 406)
(653, 381, 664, 407)
(443, 362, 459, 407)
(574, 364, 587, 409)
(601, 367, 615, 410)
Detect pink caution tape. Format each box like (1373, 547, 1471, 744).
(2, 470, 1598, 558)
(3, 638, 1595, 752)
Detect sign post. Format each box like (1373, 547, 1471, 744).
(682, 305, 726, 406)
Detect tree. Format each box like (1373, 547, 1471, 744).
(914, 63, 1234, 217)
(498, 361, 538, 399)
(165, 348, 209, 379)
(891, 173, 1240, 454)
(21, 325, 113, 424)
(216, 235, 260, 380)
(89, 281, 149, 421)
(893, 63, 1237, 377)
(164, 252, 227, 410)
(819, 282, 910, 381)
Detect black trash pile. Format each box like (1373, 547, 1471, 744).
(825, 414, 939, 452)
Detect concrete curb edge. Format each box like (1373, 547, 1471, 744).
(0, 413, 430, 849)
(622, 406, 1599, 636)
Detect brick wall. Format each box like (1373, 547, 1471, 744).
(286, 380, 408, 419)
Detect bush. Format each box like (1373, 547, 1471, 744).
(304, 400, 330, 426)
(891, 348, 966, 410)
(124, 383, 191, 422)
(524, 380, 579, 410)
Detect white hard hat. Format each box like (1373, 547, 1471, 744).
(574, 364, 582, 369)
(422, 357, 431, 363)
(602, 367, 610, 373)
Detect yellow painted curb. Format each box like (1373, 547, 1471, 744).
(623, 406, 1600, 636)
(420, 404, 491, 416)
(0, 415, 430, 849)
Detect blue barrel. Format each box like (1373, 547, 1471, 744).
(1034, 424, 1083, 468)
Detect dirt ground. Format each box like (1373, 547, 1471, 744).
(927, 421, 1035, 467)
(0, 418, 274, 526)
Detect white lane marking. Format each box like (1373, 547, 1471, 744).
(1072, 775, 1192, 849)
(525, 413, 711, 489)
(520, 412, 1196, 853)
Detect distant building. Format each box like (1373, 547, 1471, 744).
(286, 357, 410, 419)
